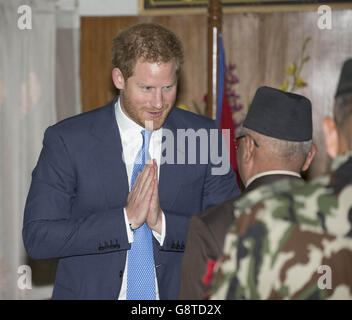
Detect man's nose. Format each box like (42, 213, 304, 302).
(153, 89, 164, 109)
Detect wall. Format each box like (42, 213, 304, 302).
(78, 0, 138, 16)
(80, 9, 352, 179)
(222, 10, 352, 178)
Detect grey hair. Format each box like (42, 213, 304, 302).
(241, 127, 312, 159)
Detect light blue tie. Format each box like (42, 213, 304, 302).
(127, 129, 156, 300)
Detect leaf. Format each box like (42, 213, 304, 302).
(279, 79, 288, 91)
(302, 37, 311, 52)
(303, 56, 310, 63)
(294, 77, 307, 88)
(285, 62, 296, 76)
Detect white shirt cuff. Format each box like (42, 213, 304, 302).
(152, 211, 166, 246)
(123, 208, 166, 246)
(123, 208, 134, 243)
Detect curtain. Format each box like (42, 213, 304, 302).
(0, 0, 80, 299)
(56, 0, 81, 121)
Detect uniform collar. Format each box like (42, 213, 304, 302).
(245, 170, 301, 189)
(331, 150, 352, 171)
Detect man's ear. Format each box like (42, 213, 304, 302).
(301, 142, 317, 172)
(322, 116, 339, 158)
(112, 68, 125, 90)
(243, 135, 256, 162)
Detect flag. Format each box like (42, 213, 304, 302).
(217, 34, 241, 186)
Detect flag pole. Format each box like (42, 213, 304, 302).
(207, 0, 222, 120)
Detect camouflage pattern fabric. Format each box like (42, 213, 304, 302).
(210, 151, 352, 300)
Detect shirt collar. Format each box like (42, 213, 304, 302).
(245, 170, 301, 188)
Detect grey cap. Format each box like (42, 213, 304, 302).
(243, 86, 312, 142)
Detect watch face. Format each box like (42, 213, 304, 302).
(129, 223, 136, 232)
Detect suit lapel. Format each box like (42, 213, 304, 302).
(90, 98, 129, 209)
(158, 109, 186, 210)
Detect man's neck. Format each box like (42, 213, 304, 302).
(245, 170, 301, 188)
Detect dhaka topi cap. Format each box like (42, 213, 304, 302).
(335, 58, 352, 97)
(243, 86, 312, 142)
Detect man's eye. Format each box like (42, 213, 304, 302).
(141, 86, 152, 91)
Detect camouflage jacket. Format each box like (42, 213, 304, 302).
(210, 151, 352, 300)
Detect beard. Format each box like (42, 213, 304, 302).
(120, 91, 174, 130)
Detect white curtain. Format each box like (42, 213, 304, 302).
(56, 0, 81, 121)
(0, 0, 80, 299)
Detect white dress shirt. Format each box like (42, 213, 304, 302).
(115, 98, 166, 300)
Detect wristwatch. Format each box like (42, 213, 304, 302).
(129, 222, 137, 232)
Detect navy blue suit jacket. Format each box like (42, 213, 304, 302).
(22, 97, 239, 299)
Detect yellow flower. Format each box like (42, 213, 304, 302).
(285, 62, 296, 76)
(279, 79, 288, 92)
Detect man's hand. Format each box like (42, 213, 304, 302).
(146, 160, 162, 234)
(125, 163, 154, 229)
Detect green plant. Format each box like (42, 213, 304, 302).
(279, 37, 311, 92)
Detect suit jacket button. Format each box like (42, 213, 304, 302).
(119, 270, 123, 278)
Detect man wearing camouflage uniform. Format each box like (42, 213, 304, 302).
(179, 86, 316, 299)
(210, 58, 352, 300)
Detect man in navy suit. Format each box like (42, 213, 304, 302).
(22, 23, 239, 299)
